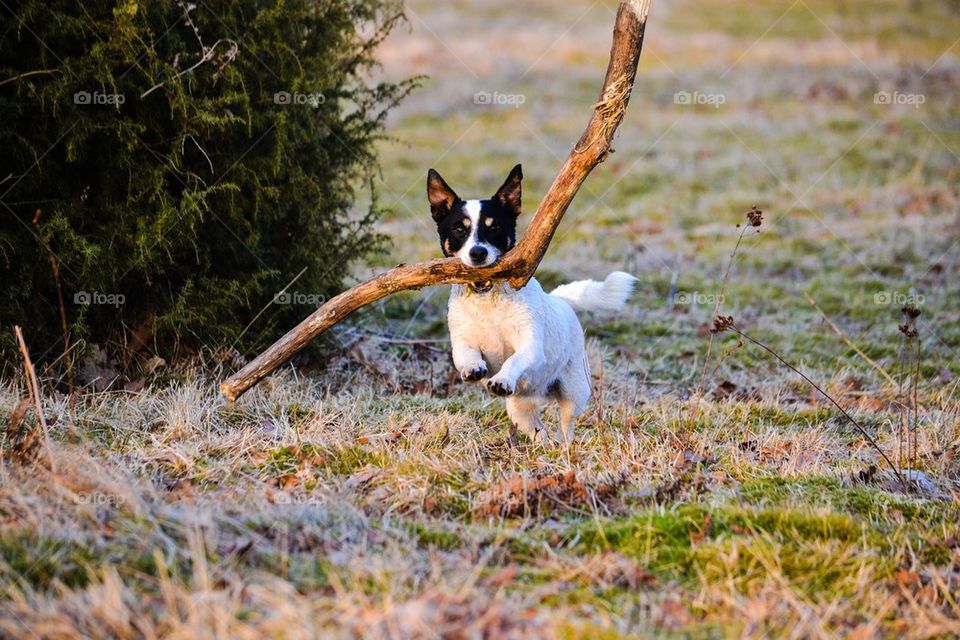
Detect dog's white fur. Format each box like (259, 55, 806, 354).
(448, 271, 636, 442)
(455, 200, 499, 267)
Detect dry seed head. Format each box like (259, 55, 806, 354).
(711, 315, 735, 334)
(898, 323, 919, 339)
(746, 206, 763, 228)
(901, 305, 921, 320)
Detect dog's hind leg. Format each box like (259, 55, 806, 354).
(506, 396, 545, 442)
(556, 364, 591, 443)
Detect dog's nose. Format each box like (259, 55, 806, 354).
(468, 246, 488, 264)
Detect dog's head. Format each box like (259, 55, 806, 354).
(427, 164, 522, 268)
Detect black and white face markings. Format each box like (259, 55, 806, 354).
(427, 164, 522, 268)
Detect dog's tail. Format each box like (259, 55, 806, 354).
(550, 271, 637, 312)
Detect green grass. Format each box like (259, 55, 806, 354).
(573, 503, 890, 595)
(261, 444, 385, 479)
(0, 536, 95, 592)
(667, 0, 960, 58)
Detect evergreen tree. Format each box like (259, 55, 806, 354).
(0, 0, 412, 370)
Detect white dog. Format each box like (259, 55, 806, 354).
(428, 164, 636, 442)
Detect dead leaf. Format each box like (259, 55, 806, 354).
(359, 421, 422, 445)
(266, 487, 293, 505)
(657, 598, 693, 630)
(3, 397, 37, 465)
(681, 450, 716, 467)
(896, 569, 921, 590)
(124, 378, 147, 393)
(346, 465, 381, 490)
(484, 565, 517, 588)
(689, 514, 713, 544)
(258, 419, 281, 438)
(164, 477, 197, 501)
(613, 345, 639, 359)
(857, 396, 885, 412)
(145, 356, 166, 373)
(473, 470, 628, 518)
(411, 379, 430, 395)
(713, 380, 738, 400)
(846, 625, 875, 640)
(654, 477, 685, 503)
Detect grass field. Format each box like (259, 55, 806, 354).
(3, 0, 960, 637)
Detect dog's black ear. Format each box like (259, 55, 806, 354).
(493, 164, 522, 215)
(427, 169, 459, 222)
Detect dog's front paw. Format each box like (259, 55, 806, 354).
(486, 377, 514, 397)
(461, 363, 487, 382)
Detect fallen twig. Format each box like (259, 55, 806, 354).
(13, 326, 55, 470)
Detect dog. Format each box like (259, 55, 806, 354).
(428, 164, 636, 442)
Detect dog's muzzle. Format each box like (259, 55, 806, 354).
(468, 281, 494, 294)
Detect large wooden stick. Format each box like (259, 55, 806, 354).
(221, 0, 652, 402)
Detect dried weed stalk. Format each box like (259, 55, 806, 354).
(897, 305, 922, 474)
(691, 207, 762, 418)
(712, 318, 906, 489)
(696, 207, 912, 490)
(9, 326, 55, 468)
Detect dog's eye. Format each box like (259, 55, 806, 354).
(484, 218, 496, 228)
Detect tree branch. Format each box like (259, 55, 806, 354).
(221, 0, 653, 402)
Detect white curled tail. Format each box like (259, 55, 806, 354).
(550, 271, 637, 312)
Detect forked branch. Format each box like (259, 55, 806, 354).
(221, 0, 652, 402)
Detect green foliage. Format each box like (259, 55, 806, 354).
(410, 523, 464, 551)
(0, 534, 95, 591)
(0, 0, 413, 365)
(261, 443, 383, 479)
(571, 503, 891, 594)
